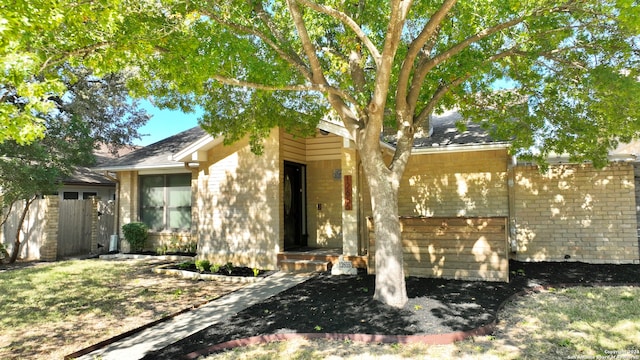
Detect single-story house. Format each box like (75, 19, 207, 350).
(94, 111, 640, 281)
(57, 144, 139, 201)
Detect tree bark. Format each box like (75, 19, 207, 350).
(360, 154, 408, 308)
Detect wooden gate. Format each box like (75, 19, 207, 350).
(57, 200, 93, 257)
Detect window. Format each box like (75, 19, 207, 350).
(82, 192, 97, 199)
(63, 192, 79, 200)
(140, 174, 192, 231)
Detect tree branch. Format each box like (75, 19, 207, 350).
(296, 0, 381, 67)
(414, 49, 520, 128)
(396, 0, 457, 114)
(286, 0, 362, 135)
(407, 2, 581, 110)
(202, 9, 313, 80)
(368, 0, 413, 120)
(209, 74, 360, 109)
(43, 42, 110, 71)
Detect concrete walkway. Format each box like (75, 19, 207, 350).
(78, 271, 313, 360)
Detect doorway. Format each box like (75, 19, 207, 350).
(283, 161, 307, 250)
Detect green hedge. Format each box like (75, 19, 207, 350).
(121, 222, 149, 253)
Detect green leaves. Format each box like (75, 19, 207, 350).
(3, 0, 639, 165)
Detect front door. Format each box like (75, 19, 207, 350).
(283, 162, 306, 250)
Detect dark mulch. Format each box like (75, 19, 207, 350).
(143, 260, 640, 359)
(167, 262, 273, 278)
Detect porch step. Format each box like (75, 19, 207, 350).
(278, 259, 331, 273)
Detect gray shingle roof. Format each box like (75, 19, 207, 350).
(382, 110, 506, 149)
(63, 166, 115, 186)
(94, 126, 208, 171)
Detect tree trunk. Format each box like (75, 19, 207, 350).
(362, 161, 408, 308)
(8, 197, 36, 264)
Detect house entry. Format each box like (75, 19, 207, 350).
(284, 161, 307, 250)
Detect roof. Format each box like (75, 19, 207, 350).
(381, 109, 510, 153)
(63, 166, 116, 186)
(94, 126, 208, 171)
(95, 111, 511, 172)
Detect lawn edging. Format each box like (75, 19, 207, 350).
(182, 281, 640, 359)
(152, 264, 268, 284)
(99, 253, 195, 261)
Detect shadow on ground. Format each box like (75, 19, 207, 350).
(143, 260, 640, 359)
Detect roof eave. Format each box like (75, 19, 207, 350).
(92, 163, 187, 172)
(381, 141, 511, 154)
(171, 133, 221, 163)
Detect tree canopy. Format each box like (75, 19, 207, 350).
(3, 0, 639, 305)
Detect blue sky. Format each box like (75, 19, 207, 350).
(135, 100, 201, 146)
(134, 78, 516, 146)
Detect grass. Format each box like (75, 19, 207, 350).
(202, 286, 640, 360)
(0, 259, 246, 360)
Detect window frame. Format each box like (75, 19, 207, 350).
(139, 173, 192, 232)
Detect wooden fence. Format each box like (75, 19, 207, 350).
(367, 216, 509, 282)
(1, 197, 115, 261)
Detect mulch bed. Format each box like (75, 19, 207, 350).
(142, 260, 640, 359)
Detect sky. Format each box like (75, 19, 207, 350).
(134, 78, 517, 146)
(135, 100, 201, 146)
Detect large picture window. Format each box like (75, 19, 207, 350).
(140, 173, 192, 232)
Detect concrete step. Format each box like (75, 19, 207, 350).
(278, 259, 330, 273)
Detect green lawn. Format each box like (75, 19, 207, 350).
(0, 259, 244, 360)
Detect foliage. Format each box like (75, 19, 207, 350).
(209, 263, 221, 274)
(156, 244, 168, 255)
(195, 259, 211, 273)
(5, 0, 639, 306)
(0, 65, 149, 263)
(223, 262, 234, 275)
(178, 261, 194, 270)
(121, 222, 149, 253)
(0, 1, 165, 144)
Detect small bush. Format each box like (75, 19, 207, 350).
(121, 222, 149, 253)
(156, 244, 168, 255)
(210, 264, 220, 273)
(223, 262, 233, 275)
(178, 261, 194, 270)
(195, 259, 211, 272)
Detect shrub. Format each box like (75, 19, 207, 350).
(121, 222, 149, 253)
(156, 244, 168, 255)
(178, 261, 194, 270)
(195, 259, 211, 272)
(210, 263, 220, 273)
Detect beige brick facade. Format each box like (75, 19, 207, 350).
(306, 159, 343, 248)
(513, 163, 639, 264)
(110, 127, 640, 273)
(195, 129, 281, 269)
(368, 217, 509, 281)
(117, 170, 195, 252)
(397, 149, 510, 217)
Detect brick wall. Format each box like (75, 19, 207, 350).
(514, 163, 639, 264)
(195, 129, 281, 269)
(306, 159, 342, 248)
(39, 196, 59, 261)
(117, 171, 137, 226)
(368, 216, 509, 281)
(397, 149, 509, 217)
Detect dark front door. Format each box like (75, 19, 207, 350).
(284, 162, 306, 250)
